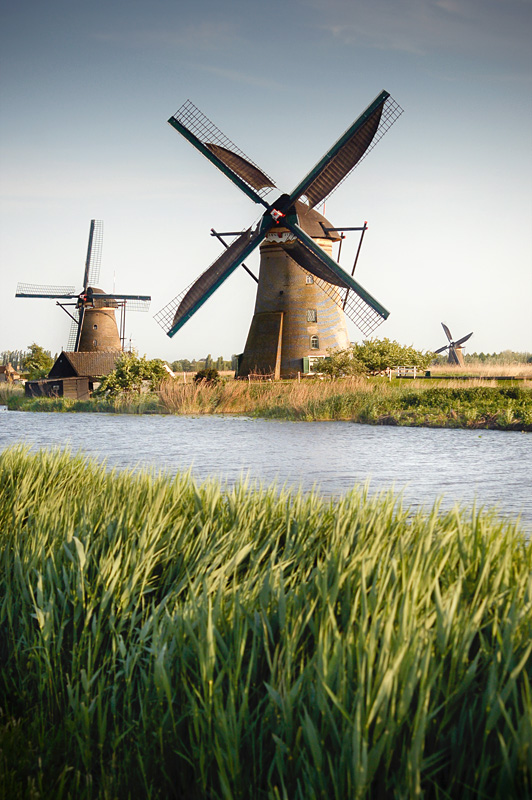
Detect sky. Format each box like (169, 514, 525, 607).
(1, 0, 531, 362)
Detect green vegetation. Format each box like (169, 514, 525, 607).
(157, 379, 532, 430)
(1, 447, 530, 798)
(169, 354, 236, 373)
(4, 379, 532, 430)
(316, 339, 434, 377)
(194, 367, 221, 384)
(94, 352, 168, 398)
(21, 342, 54, 379)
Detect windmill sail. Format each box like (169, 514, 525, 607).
(205, 144, 275, 192)
(83, 220, 104, 289)
(16, 283, 76, 298)
(160, 91, 401, 360)
(66, 309, 80, 351)
(155, 227, 266, 336)
(289, 92, 403, 209)
(168, 100, 276, 205)
(278, 239, 388, 336)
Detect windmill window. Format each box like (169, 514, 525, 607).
(307, 309, 317, 323)
(93, 324, 98, 330)
(305, 275, 314, 284)
(310, 335, 319, 349)
(93, 340, 97, 346)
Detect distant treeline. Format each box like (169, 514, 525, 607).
(168, 354, 237, 372)
(432, 350, 532, 365)
(4, 348, 531, 374)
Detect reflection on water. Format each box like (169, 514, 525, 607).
(1, 411, 531, 529)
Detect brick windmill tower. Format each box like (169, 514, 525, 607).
(155, 91, 403, 376)
(16, 220, 151, 352)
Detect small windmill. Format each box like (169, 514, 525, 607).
(434, 323, 473, 366)
(16, 220, 151, 352)
(155, 90, 403, 377)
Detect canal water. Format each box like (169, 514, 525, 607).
(1, 409, 531, 530)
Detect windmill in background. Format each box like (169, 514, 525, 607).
(155, 90, 403, 377)
(434, 323, 473, 366)
(16, 220, 151, 352)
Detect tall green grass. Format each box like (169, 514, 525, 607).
(1, 447, 531, 798)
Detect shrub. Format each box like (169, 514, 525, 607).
(95, 352, 168, 398)
(315, 339, 434, 377)
(193, 367, 220, 384)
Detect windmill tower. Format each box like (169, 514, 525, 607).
(434, 323, 473, 366)
(16, 220, 151, 352)
(155, 91, 403, 376)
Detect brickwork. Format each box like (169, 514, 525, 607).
(239, 227, 350, 378)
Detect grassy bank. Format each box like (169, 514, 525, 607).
(3, 379, 532, 430)
(1, 447, 531, 799)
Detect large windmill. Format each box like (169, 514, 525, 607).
(155, 91, 403, 377)
(16, 220, 151, 352)
(434, 323, 473, 366)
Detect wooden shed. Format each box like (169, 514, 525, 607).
(25, 351, 120, 399)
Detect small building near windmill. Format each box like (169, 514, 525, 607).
(25, 351, 121, 400)
(0, 363, 22, 383)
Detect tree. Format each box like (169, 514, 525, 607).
(315, 339, 434, 378)
(95, 353, 168, 398)
(22, 343, 53, 379)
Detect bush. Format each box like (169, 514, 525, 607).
(95, 352, 168, 398)
(315, 339, 434, 377)
(193, 367, 220, 384)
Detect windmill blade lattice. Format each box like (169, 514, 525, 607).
(116, 298, 151, 312)
(278, 234, 388, 336)
(83, 220, 104, 288)
(169, 101, 276, 204)
(16, 283, 76, 298)
(155, 227, 265, 336)
(66, 309, 81, 351)
(289, 92, 403, 209)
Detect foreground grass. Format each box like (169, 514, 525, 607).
(1, 447, 531, 799)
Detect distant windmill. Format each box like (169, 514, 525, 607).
(434, 323, 473, 366)
(155, 90, 403, 377)
(16, 220, 151, 352)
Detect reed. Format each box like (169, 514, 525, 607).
(430, 362, 532, 379)
(1, 447, 530, 799)
(158, 379, 532, 429)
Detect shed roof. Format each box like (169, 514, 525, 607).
(48, 351, 120, 379)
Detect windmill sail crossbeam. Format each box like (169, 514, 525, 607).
(16, 283, 77, 298)
(170, 100, 276, 200)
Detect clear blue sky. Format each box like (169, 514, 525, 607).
(1, 0, 531, 361)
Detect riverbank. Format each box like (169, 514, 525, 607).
(1, 446, 530, 798)
(3, 379, 532, 430)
